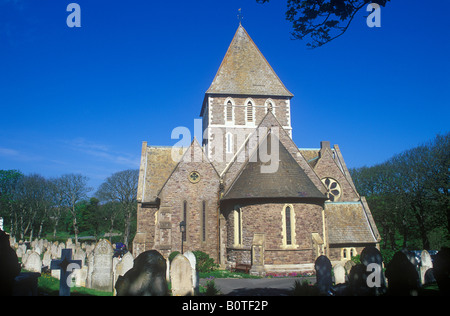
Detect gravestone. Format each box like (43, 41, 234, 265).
(314, 255, 332, 295)
(170, 254, 193, 296)
(420, 250, 433, 285)
(166, 258, 170, 282)
(0, 229, 21, 296)
(385, 251, 419, 296)
(344, 259, 356, 275)
(50, 242, 59, 258)
(433, 247, 450, 295)
(24, 251, 42, 273)
(57, 242, 65, 258)
(73, 248, 86, 287)
(91, 239, 114, 292)
(347, 264, 372, 296)
(16, 247, 24, 259)
(75, 266, 88, 287)
(184, 251, 199, 294)
(42, 250, 52, 268)
(50, 249, 82, 296)
(333, 264, 346, 285)
(86, 253, 94, 288)
(423, 268, 436, 285)
(114, 252, 134, 290)
(115, 250, 168, 296)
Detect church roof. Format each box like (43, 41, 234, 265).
(206, 24, 293, 97)
(325, 202, 379, 244)
(222, 129, 326, 201)
(137, 145, 186, 203)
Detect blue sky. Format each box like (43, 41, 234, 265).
(0, 0, 449, 192)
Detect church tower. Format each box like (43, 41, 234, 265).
(200, 24, 294, 173)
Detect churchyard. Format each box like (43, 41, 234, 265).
(5, 234, 448, 296)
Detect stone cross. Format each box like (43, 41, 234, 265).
(237, 8, 243, 24)
(50, 249, 82, 296)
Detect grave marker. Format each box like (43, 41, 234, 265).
(314, 255, 332, 295)
(170, 254, 193, 296)
(50, 249, 82, 296)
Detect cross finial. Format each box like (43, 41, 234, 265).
(237, 8, 243, 25)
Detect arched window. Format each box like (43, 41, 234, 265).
(202, 201, 206, 242)
(285, 206, 292, 245)
(226, 132, 233, 154)
(224, 98, 234, 125)
(182, 201, 187, 242)
(246, 101, 253, 123)
(233, 206, 242, 246)
(282, 204, 296, 248)
(226, 100, 233, 122)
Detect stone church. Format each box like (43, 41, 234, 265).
(133, 24, 380, 274)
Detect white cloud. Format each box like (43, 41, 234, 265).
(66, 138, 140, 168)
(0, 147, 19, 157)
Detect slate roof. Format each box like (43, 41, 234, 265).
(222, 131, 327, 201)
(325, 202, 378, 244)
(206, 24, 293, 97)
(139, 146, 185, 203)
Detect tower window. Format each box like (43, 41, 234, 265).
(246, 101, 253, 122)
(226, 101, 233, 122)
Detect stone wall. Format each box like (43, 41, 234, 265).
(223, 201, 325, 267)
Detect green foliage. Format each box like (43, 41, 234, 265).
(193, 251, 219, 273)
(0, 168, 138, 245)
(291, 279, 320, 296)
(350, 132, 450, 252)
(169, 251, 180, 263)
(351, 254, 361, 265)
(203, 277, 221, 296)
(38, 270, 112, 296)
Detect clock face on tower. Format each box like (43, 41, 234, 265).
(321, 177, 341, 201)
(189, 171, 200, 184)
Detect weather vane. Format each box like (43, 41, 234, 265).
(237, 8, 243, 24)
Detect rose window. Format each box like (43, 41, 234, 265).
(321, 178, 341, 201)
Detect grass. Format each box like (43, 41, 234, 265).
(37, 270, 113, 296)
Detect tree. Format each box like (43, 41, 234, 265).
(0, 170, 23, 236)
(351, 132, 450, 251)
(13, 174, 49, 241)
(95, 169, 139, 247)
(47, 176, 68, 238)
(59, 174, 92, 243)
(257, 0, 391, 48)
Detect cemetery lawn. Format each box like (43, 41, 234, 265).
(37, 270, 113, 296)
